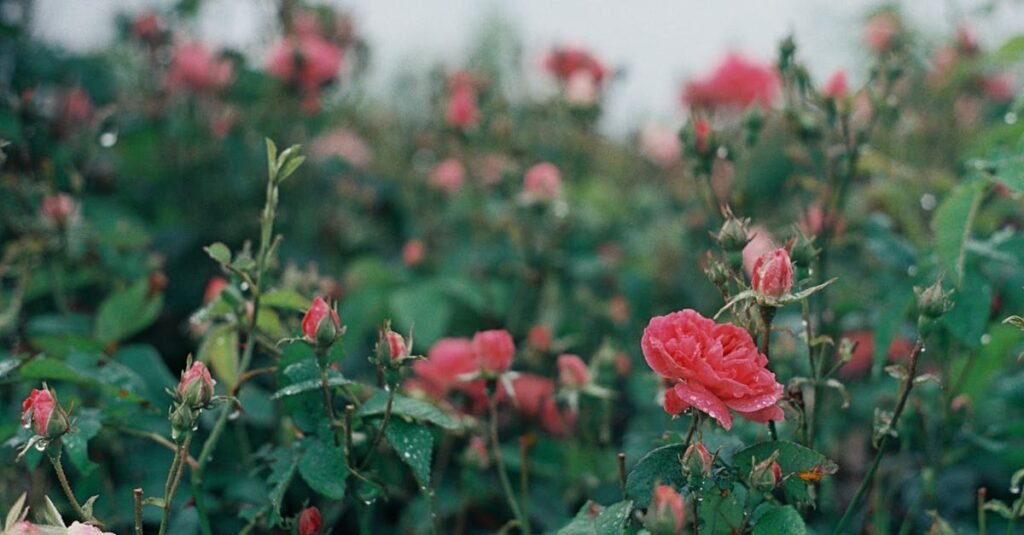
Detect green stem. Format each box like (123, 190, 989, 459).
(159, 434, 192, 535)
(759, 305, 779, 441)
(358, 384, 395, 470)
(50, 452, 94, 524)
(133, 488, 144, 535)
(833, 339, 923, 534)
(488, 390, 529, 535)
(977, 488, 987, 535)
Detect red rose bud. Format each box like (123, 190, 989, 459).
(683, 442, 713, 477)
(557, 354, 590, 389)
(402, 239, 425, 267)
(472, 329, 515, 375)
(298, 506, 321, 535)
(41, 194, 78, 226)
(751, 248, 793, 298)
(823, 70, 849, 101)
(385, 329, 410, 362)
(21, 388, 69, 439)
(694, 119, 712, 154)
(178, 361, 216, 409)
(203, 277, 229, 304)
(302, 297, 341, 348)
(527, 324, 552, 352)
(648, 484, 685, 535)
(750, 455, 783, 490)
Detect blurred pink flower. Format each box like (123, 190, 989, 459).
(557, 354, 589, 389)
(527, 324, 552, 352)
(402, 239, 425, 267)
(311, 128, 373, 169)
(741, 225, 776, 276)
(63, 86, 94, 124)
(167, 42, 233, 92)
(472, 329, 515, 375)
(41, 193, 78, 226)
(544, 46, 607, 84)
(429, 158, 466, 194)
(203, 277, 228, 304)
(823, 70, 848, 101)
(983, 73, 1015, 102)
(523, 162, 562, 200)
(446, 74, 479, 129)
(642, 309, 784, 430)
(864, 12, 899, 52)
(267, 34, 343, 91)
(564, 71, 599, 106)
(132, 11, 163, 43)
(640, 124, 681, 168)
(682, 54, 779, 110)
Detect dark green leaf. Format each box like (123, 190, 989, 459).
(383, 418, 433, 487)
(94, 279, 163, 343)
(270, 373, 353, 399)
(734, 441, 837, 505)
(933, 181, 984, 285)
(389, 282, 452, 347)
(64, 408, 102, 476)
(752, 505, 807, 535)
(298, 438, 347, 500)
(624, 443, 686, 508)
(357, 389, 460, 431)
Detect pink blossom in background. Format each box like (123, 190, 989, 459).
(682, 54, 779, 110)
(472, 329, 515, 375)
(402, 239, 425, 267)
(41, 193, 78, 226)
(823, 70, 848, 101)
(639, 124, 681, 168)
(429, 158, 466, 194)
(564, 71, 600, 106)
(167, 42, 233, 93)
(741, 225, 776, 276)
(63, 86, 94, 123)
(983, 73, 1015, 102)
(267, 34, 343, 91)
(864, 12, 899, 52)
(523, 162, 562, 200)
(311, 128, 373, 169)
(544, 46, 606, 84)
(132, 11, 163, 43)
(445, 72, 480, 129)
(557, 354, 589, 389)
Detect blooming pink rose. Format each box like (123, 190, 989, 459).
(178, 361, 216, 408)
(446, 85, 479, 129)
(823, 70, 848, 101)
(507, 374, 555, 418)
(429, 158, 466, 194)
(41, 193, 78, 226)
(298, 506, 321, 535)
(751, 248, 793, 298)
(651, 484, 686, 534)
(527, 324, 552, 352)
(641, 309, 784, 430)
(21, 388, 56, 436)
(266, 34, 343, 91)
(523, 162, 562, 200)
(402, 239, 425, 267)
(167, 42, 233, 92)
(301, 297, 341, 341)
(472, 329, 515, 375)
(544, 46, 606, 84)
(640, 124, 681, 168)
(67, 522, 115, 535)
(410, 338, 479, 399)
(557, 354, 589, 389)
(682, 54, 779, 110)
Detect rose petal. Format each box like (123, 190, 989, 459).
(672, 382, 733, 430)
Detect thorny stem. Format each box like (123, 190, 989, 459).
(519, 437, 531, 527)
(50, 452, 97, 525)
(133, 488, 144, 535)
(357, 382, 395, 471)
(683, 411, 701, 449)
(833, 339, 924, 534)
(692, 492, 701, 535)
(488, 389, 529, 535)
(159, 433, 192, 535)
(759, 306, 779, 441)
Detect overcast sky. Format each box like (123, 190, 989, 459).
(28, 0, 1024, 136)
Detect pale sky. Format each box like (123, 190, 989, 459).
(28, 0, 1024, 136)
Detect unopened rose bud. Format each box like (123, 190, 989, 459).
(751, 248, 794, 298)
(169, 403, 195, 441)
(683, 442, 713, 477)
(915, 279, 953, 319)
(380, 327, 410, 364)
(302, 297, 341, 349)
(557, 354, 590, 389)
(472, 329, 515, 376)
(717, 215, 751, 253)
(41, 194, 78, 227)
(298, 506, 321, 535)
(21, 387, 70, 440)
(703, 257, 731, 287)
(789, 230, 820, 267)
(523, 162, 562, 201)
(750, 455, 783, 490)
(527, 325, 552, 352)
(647, 484, 685, 535)
(178, 361, 216, 409)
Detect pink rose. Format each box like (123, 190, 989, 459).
(640, 124, 681, 168)
(741, 225, 776, 276)
(410, 338, 479, 399)
(523, 162, 562, 200)
(557, 354, 589, 389)
(694, 119, 712, 154)
(472, 329, 515, 375)
(507, 374, 554, 418)
(266, 34, 343, 91)
(63, 87, 94, 124)
(301, 296, 341, 342)
(527, 325, 552, 352)
(641, 309, 784, 430)
(650, 484, 685, 534)
(751, 248, 794, 298)
(446, 72, 479, 129)
(21, 388, 68, 438)
(40, 193, 78, 226)
(385, 329, 409, 361)
(298, 506, 321, 535)
(539, 396, 576, 436)
(178, 361, 216, 408)
(167, 42, 233, 92)
(203, 277, 228, 304)
(983, 73, 1015, 102)
(682, 54, 779, 110)
(6, 521, 39, 535)
(544, 46, 606, 84)
(564, 71, 599, 106)
(402, 239, 425, 267)
(683, 442, 713, 476)
(310, 128, 373, 170)
(67, 522, 115, 535)
(864, 12, 899, 52)
(132, 12, 163, 43)
(429, 158, 466, 194)
(823, 70, 848, 101)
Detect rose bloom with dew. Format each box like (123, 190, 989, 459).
(641, 309, 784, 430)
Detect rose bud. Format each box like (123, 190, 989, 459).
(178, 361, 216, 409)
(523, 162, 562, 201)
(716, 214, 751, 254)
(21, 388, 70, 439)
(41, 193, 78, 227)
(823, 70, 849, 101)
(915, 279, 953, 319)
(380, 326, 411, 365)
(298, 506, 321, 535)
(751, 248, 794, 298)
(302, 297, 341, 349)
(750, 455, 783, 490)
(472, 329, 515, 376)
(683, 442, 713, 477)
(647, 484, 685, 535)
(527, 324, 552, 352)
(557, 354, 590, 389)
(203, 277, 229, 304)
(402, 239, 425, 267)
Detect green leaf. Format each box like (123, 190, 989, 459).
(942, 270, 992, 348)
(198, 324, 239, 392)
(383, 418, 433, 487)
(298, 438, 348, 500)
(94, 279, 163, 343)
(389, 282, 452, 347)
(204, 242, 232, 266)
(270, 372, 354, 400)
(558, 500, 633, 535)
(266, 446, 298, 526)
(64, 408, 101, 476)
(933, 181, 984, 286)
(624, 443, 687, 508)
(700, 482, 747, 533)
(260, 289, 310, 312)
(752, 505, 807, 535)
(734, 441, 838, 505)
(19, 358, 82, 382)
(277, 346, 325, 433)
(356, 389, 461, 431)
